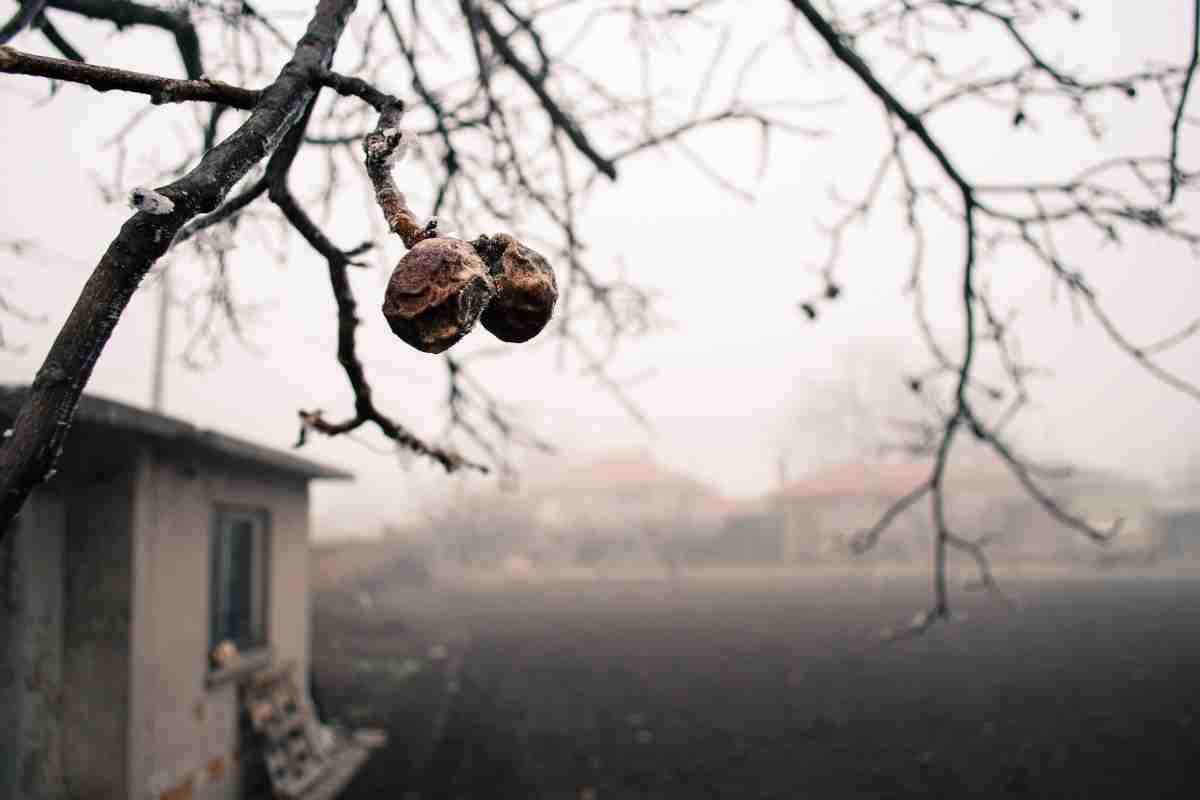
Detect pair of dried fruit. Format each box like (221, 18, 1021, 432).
(382, 233, 558, 354)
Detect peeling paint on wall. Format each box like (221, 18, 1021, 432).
(158, 774, 194, 800)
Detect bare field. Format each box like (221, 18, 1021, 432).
(312, 570, 1200, 799)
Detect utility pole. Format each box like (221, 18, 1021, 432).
(150, 268, 170, 412)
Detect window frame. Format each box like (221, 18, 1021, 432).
(209, 505, 271, 662)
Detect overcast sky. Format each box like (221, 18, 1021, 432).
(2, 1, 1199, 538)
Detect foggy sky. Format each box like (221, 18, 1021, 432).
(2, 1, 1198, 538)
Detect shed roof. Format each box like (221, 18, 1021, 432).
(0, 386, 353, 481)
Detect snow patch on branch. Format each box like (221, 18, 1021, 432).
(368, 127, 412, 167)
(130, 187, 176, 215)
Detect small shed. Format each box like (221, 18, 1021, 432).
(0, 387, 370, 800)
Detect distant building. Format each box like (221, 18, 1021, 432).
(1, 388, 371, 800)
(769, 456, 1163, 563)
(768, 459, 939, 561)
(1158, 505, 1200, 559)
(527, 450, 728, 565)
(702, 510, 786, 564)
(1007, 468, 1160, 561)
(1155, 472, 1200, 560)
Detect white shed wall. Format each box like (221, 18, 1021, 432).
(129, 448, 311, 800)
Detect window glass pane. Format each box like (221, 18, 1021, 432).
(227, 519, 253, 644)
(210, 510, 268, 655)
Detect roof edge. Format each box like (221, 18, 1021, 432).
(0, 385, 353, 481)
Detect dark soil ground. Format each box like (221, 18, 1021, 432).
(312, 569, 1200, 799)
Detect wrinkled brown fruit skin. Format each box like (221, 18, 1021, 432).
(476, 234, 558, 343)
(382, 238, 496, 354)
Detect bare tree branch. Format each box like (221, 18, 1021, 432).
(463, 0, 617, 180)
(33, 10, 84, 62)
(44, 0, 204, 79)
(1169, 0, 1200, 202)
(0, 45, 259, 108)
(0, 0, 47, 45)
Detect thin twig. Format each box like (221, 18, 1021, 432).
(0, 45, 259, 108)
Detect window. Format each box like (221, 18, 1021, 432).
(210, 508, 269, 655)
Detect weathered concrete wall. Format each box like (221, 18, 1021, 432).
(1, 511, 25, 800)
(0, 521, 17, 799)
(129, 446, 311, 800)
(0, 490, 67, 800)
(62, 468, 135, 800)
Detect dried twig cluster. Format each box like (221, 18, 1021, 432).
(360, 107, 557, 354)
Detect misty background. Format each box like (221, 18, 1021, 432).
(5, 4, 1200, 797)
(2, 0, 1199, 540)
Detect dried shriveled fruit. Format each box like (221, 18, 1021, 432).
(382, 237, 496, 354)
(475, 234, 558, 343)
